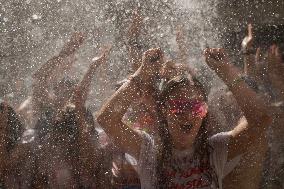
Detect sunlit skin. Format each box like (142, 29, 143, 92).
(164, 85, 206, 150)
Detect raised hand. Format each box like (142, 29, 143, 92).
(59, 32, 85, 57)
(176, 26, 184, 45)
(245, 47, 265, 84)
(203, 48, 229, 73)
(73, 44, 112, 110)
(176, 25, 190, 66)
(267, 45, 284, 99)
(90, 45, 112, 69)
(128, 10, 143, 38)
(135, 48, 164, 85)
(127, 10, 144, 71)
(268, 45, 284, 79)
(242, 24, 254, 51)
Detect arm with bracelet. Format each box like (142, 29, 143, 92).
(204, 48, 271, 159)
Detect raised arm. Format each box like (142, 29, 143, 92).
(127, 11, 143, 71)
(32, 32, 84, 109)
(176, 25, 189, 65)
(97, 48, 163, 159)
(74, 46, 111, 105)
(70, 47, 111, 181)
(267, 45, 284, 101)
(204, 48, 271, 159)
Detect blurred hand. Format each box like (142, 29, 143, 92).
(90, 45, 112, 69)
(129, 10, 143, 34)
(176, 26, 184, 45)
(267, 45, 284, 93)
(60, 32, 85, 57)
(135, 48, 164, 85)
(203, 48, 229, 70)
(267, 45, 284, 78)
(242, 24, 254, 51)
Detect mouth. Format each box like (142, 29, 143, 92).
(180, 124, 194, 134)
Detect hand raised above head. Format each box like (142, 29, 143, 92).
(132, 10, 143, 26)
(242, 24, 254, 51)
(268, 45, 284, 81)
(60, 32, 85, 57)
(90, 44, 112, 68)
(203, 48, 229, 70)
(135, 48, 164, 83)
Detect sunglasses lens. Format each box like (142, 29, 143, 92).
(168, 99, 207, 118)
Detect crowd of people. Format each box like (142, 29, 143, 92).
(0, 11, 283, 189)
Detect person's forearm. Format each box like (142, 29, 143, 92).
(243, 54, 255, 75)
(76, 63, 100, 104)
(177, 40, 189, 65)
(213, 61, 270, 126)
(128, 17, 142, 71)
(97, 77, 140, 125)
(33, 55, 65, 82)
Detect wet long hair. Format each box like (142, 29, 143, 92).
(154, 75, 211, 188)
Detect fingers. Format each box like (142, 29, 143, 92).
(268, 44, 283, 66)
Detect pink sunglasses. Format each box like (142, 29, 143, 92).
(167, 99, 208, 118)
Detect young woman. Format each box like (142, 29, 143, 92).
(97, 48, 271, 188)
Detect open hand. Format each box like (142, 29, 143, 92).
(267, 45, 284, 83)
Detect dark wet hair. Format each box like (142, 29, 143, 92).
(154, 75, 211, 188)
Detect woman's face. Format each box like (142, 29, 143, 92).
(164, 85, 208, 150)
